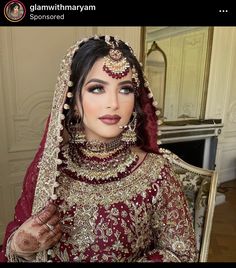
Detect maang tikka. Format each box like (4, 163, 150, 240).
(103, 48, 130, 79)
(103, 41, 140, 89)
(121, 111, 137, 145)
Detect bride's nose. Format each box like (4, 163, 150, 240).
(106, 91, 119, 110)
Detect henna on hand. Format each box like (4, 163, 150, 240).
(10, 203, 61, 259)
(14, 230, 40, 252)
(37, 204, 57, 224)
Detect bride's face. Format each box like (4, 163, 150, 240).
(13, 6, 19, 14)
(76, 58, 135, 142)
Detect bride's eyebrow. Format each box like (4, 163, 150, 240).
(85, 79, 133, 86)
(118, 81, 133, 86)
(85, 79, 108, 85)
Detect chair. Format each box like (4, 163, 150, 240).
(160, 148, 218, 262)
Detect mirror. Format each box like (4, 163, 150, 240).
(142, 27, 213, 122)
(145, 41, 167, 118)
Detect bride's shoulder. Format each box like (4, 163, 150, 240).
(132, 147, 169, 166)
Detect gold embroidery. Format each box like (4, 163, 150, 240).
(32, 147, 196, 262)
(59, 152, 164, 206)
(32, 41, 82, 215)
(50, 153, 165, 261)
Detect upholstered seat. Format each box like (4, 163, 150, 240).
(161, 148, 218, 262)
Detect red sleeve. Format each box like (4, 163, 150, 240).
(138, 163, 197, 262)
(0, 117, 49, 262)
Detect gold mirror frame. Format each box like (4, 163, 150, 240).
(140, 27, 214, 123)
(145, 41, 167, 119)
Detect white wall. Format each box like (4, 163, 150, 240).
(206, 27, 236, 183)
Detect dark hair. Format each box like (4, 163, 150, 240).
(9, 2, 20, 12)
(64, 36, 146, 146)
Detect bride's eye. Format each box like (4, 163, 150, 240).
(120, 86, 135, 94)
(87, 85, 104, 94)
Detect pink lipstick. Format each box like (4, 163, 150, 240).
(99, 114, 121, 125)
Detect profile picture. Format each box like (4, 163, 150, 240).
(4, 1, 26, 22)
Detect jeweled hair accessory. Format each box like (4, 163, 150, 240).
(103, 48, 130, 79)
(131, 67, 140, 89)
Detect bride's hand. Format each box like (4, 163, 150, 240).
(11, 202, 62, 260)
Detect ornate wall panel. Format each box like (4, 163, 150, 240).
(205, 28, 234, 120)
(1, 28, 79, 153)
(218, 143, 236, 182)
(206, 27, 236, 183)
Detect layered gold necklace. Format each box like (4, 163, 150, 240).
(61, 137, 139, 184)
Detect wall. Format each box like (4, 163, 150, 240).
(144, 26, 236, 184)
(205, 27, 236, 183)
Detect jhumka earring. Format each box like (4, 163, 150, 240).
(70, 116, 86, 145)
(121, 112, 137, 146)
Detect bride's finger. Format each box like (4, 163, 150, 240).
(34, 204, 57, 225)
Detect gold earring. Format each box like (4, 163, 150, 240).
(72, 116, 86, 145)
(121, 112, 137, 146)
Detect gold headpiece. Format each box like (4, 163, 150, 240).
(103, 48, 130, 79)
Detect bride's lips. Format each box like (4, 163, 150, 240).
(99, 114, 121, 125)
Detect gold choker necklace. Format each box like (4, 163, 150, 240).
(81, 136, 123, 153)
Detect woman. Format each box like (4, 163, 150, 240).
(0, 35, 197, 262)
(8, 2, 21, 20)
